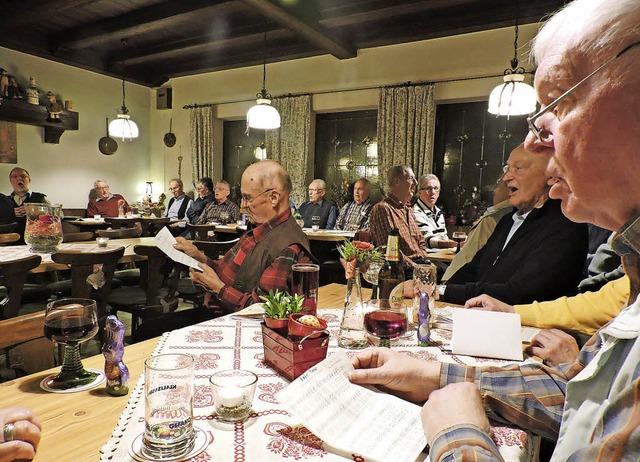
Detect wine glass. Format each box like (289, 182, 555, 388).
(364, 299, 408, 348)
(311, 215, 321, 231)
(362, 260, 383, 299)
(43, 298, 100, 391)
(219, 211, 230, 225)
(452, 231, 467, 253)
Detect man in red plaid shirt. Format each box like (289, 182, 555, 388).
(135, 160, 314, 340)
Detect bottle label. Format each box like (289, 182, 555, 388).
(389, 281, 405, 306)
(385, 236, 400, 262)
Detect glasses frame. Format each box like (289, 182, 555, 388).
(241, 188, 275, 205)
(527, 40, 640, 142)
(419, 186, 440, 192)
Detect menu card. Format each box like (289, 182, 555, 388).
(277, 351, 427, 462)
(154, 227, 203, 271)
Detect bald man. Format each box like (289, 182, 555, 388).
(135, 160, 315, 340)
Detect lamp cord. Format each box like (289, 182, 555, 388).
(511, 18, 520, 70)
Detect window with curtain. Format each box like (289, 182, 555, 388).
(432, 101, 529, 224)
(314, 110, 380, 209)
(222, 120, 266, 202)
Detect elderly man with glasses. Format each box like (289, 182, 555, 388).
(164, 178, 192, 236)
(86, 179, 130, 218)
(7, 167, 49, 242)
(349, 1, 640, 460)
(412, 174, 457, 249)
(135, 160, 315, 340)
(297, 179, 337, 229)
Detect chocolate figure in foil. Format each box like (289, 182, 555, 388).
(103, 315, 130, 396)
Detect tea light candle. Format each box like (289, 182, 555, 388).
(96, 237, 109, 248)
(217, 387, 244, 407)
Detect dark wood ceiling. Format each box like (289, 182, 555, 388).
(0, 0, 567, 88)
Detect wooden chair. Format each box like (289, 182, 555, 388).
(0, 255, 42, 319)
(0, 311, 55, 381)
(96, 227, 141, 239)
(50, 247, 125, 327)
(107, 245, 178, 338)
(139, 217, 170, 237)
(0, 233, 21, 245)
(0, 223, 19, 234)
(62, 231, 95, 242)
(193, 238, 240, 260)
(104, 217, 141, 229)
(186, 223, 217, 241)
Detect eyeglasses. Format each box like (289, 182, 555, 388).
(10, 174, 29, 180)
(308, 188, 324, 192)
(527, 40, 640, 142)
(419, 186, 440, 192)
(95, 186, 109, 191)
(241, 188, 274, 204)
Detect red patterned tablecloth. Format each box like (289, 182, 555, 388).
(100, 310, 539, 462)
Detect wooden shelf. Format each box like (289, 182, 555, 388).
(0, 99, 79, 144)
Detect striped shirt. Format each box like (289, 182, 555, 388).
(432, 222, 640, 461)
(335, 199, 372, 231)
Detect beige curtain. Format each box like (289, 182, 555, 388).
(377, 84, 435, 189)
(189, 106, 215, 186)
(264, 95, 312, 206)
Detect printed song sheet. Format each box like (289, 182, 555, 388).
(277, 351, 427, 462)
(154, 227, 203, 271)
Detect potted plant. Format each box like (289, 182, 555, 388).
(259, 289, 305, 330)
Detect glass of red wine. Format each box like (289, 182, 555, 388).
(43, 298, 100, 391)
(452, 231, 467, 253)
(363, 299, 408, 348)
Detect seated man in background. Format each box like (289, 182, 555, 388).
(7, 167, 49, 242)
(442, 176, 511, 281)
(578, 229, 623, 293)
(164, 178, 192, 236)
(185, 177, 214, 224)
(297, 179, 337, 229)
(335, 178, 373, 231)
(369, 165, 428, 277)
(196, 180, 239, 225)
(439, 144, 588, 305)
(135, 160, 314, 341)
(86, 179, 130, 218)
(412, 174, 456, 248)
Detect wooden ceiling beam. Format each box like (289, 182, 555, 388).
(0, 0, 96, 29)
(240, 0, 356, 59)
(51, 0, 234, 51)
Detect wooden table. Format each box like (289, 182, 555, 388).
(215, 224, 354, 242)
(424, 248, 456, 263)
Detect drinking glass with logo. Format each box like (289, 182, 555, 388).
(364, 299, 408, 348)
(291, 263, 320, 316)
(143, 354, 195, 459)
(311, 215, 321, 231)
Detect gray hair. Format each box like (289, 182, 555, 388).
(532, 0, 640, 79)
(387, 165, 410, 188)
(94, 179, 108, 188)
(9, 167, 29, 178)
(216, 180, 230, 190)
(169, 178, 183, 188)
(418, 174, 440, 189)
(354, 178, 371, 191)
(311, 179, 326, 190)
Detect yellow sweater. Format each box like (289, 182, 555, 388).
(514, 275, 629, 335)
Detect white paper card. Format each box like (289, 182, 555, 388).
(154, 227, 203, 271)
(277, 351, 427, 462)
(451, 308, 523, 361)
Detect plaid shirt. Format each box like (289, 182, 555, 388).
(369, 193, 426, 267)
(196, 198, 239, 224)
(433, 223, 640, 461)
(335, 199, 372, 231)
(206, 208, 313, 312)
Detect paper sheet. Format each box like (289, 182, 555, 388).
(451, 308, 523, 361)
(277, 351, 427, 462)
(228, 303, 265, 321)
(154, 227, 203, 271)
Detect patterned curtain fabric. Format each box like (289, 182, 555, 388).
(189, 106, 215, 187)
(265, 95, 312, 206)
(377, 84, 435, 190)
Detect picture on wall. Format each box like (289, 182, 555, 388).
(0, 121, 17, 163)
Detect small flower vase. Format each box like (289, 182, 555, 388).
(338, 266, 368, 349)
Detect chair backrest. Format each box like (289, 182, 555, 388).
(140, 217, 170, 237)
(105, 217, 141, 229)
(0, 233, 21, 245)
(96, 227, 141, 239)
(51, 247, 125, 322)
(62, 231, 95, 242)
(193, 238, 240, 261)
(0, 222, 19, 234)
(0, 255, 42, 318)
(0, 311, 55, 379)
(186, 223, 217, 241)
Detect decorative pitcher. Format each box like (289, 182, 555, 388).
(24, 203, 63, 253)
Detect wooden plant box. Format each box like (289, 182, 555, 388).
(261, 323, 329, 381)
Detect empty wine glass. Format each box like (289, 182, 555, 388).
(364, 299, 408, 348)
(362, 260, 383, 299)
(452, 231, 467, 252)
(219, 211, 230, 225)
(43, 298, 100, 391)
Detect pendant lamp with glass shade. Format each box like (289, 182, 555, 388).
(247, 32, 280, 130)
(109, 76, 139, 140)
(488, 18, 537, 117)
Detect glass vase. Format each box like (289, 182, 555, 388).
(338, 268, 368, 349)
(24, 203, 63, 253)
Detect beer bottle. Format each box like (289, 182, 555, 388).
(378, 228, 405, 304)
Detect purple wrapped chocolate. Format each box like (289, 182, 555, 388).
(103, 315, 130, 396)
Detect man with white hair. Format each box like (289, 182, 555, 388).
(297, 179, 337, 229)
(412, 174, 456, 248)
(349, 1, 640, 459)
(86, 179, 130, 218)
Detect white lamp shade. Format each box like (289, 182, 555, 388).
(109, 114, 139, 140)
(246, 98, 281, 129)
(488, 74, 537, 116)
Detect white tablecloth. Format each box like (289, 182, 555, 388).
(100, 310, 538, 462)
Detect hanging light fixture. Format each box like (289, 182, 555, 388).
(109, 76, 139, 140)
(488, 17, 537, 117)
(246, 31, 280, 130)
